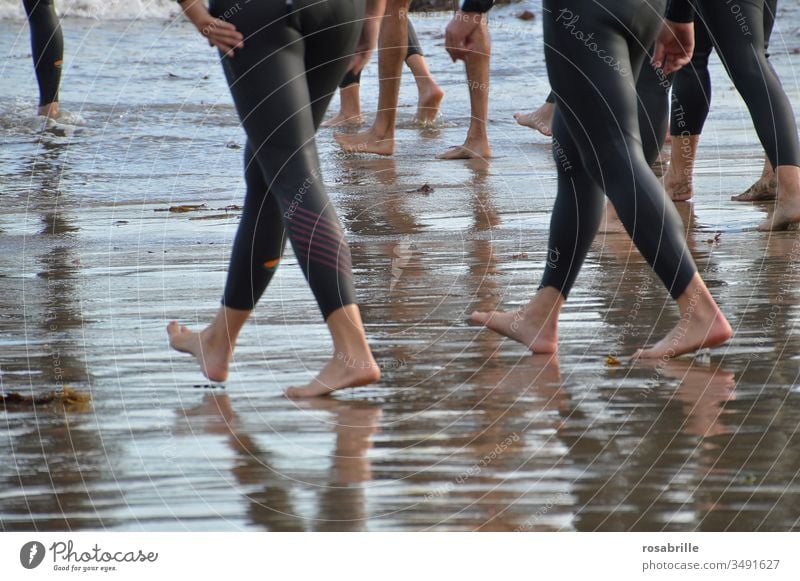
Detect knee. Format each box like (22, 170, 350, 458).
(726, 52, 772, 92)
(590, 145, 646, 184)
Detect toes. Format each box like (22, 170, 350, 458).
(285, 384, 331, 399)
(166, 321, 191, 339)
(469, 311, 492, 325)
(732, 192, 775, 202)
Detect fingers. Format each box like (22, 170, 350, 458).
(210, 29, 244, 48)
(446, 46, 467, 62)
(662, 54, 690, 75)
(210, 38, 239, 57)
(652, 41, 666, 70)
(349, 50, 371, 74)
(445, 34, 468, 61)
(202, 17, 244, 56)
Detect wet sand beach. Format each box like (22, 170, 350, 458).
(2, 4, 800, 531)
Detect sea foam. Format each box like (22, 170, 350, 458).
(0, 0, 179, 20)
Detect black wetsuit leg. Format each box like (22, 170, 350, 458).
(541, 0, 697, 299)
(406, 19, 423, 58)
(550, 50, 669, 162)
(212, 0, 364, 318)
(764, 0, 777, 58)
(338, 17, 423, 89)
(669, 20, 713, 137)
(671, 0, 780, 138)
(636, 50, 671, 164)
(340, 69, 362, 88)
(691, 0, 799, 167)
(23, 0, 63, 107)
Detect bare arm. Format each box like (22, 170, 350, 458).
(176, 0, 244, 58)
(348, 0, 387, 73)
(652, 19, 694, 74)
(444, 1, 494, 62)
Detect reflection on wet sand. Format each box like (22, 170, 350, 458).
(1, 139, 89, 391)
(176, 394, 381, 531)
(556, 359, 738, 531)
(0, 140, 114, 531)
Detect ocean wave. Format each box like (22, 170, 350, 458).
(0, 0, 180, 20)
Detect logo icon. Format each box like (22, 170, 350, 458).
(20, 541, 46, 569)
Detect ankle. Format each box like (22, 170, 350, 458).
(334, 348, 377, 371)
(677, 282, 717, 318)
(466, 129, 488, 143)
(525, 289, 563, 325)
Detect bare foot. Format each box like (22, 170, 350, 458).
(662, 165, 694, 202)
(38, 102, 60, 119)
(437, 140, 492, 160)
(414, 83, 444, 126)
(167, 321, 232, 383)
(758, 194, 800, 231)
(469, 308, 558, 353)
(650, 151, 670, 178)
(334, 127, 394, 156)
(731, 176, 777, 202)
(285, 353, 380, 398)
(598, 201, 627, 234)
(321, 112, 366, 128)
(514, 102, 554, 137)
(634, 311, 732, 360)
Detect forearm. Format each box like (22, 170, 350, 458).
(361, 0, 385, 50)
(365, 0, 386, 19)
(174, 0, 244, 55)
(176, 0, 207, 27)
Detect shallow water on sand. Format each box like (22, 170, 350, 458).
(2, 6, 800, 531)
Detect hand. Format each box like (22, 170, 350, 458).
(652, 20, 694, 74)
(445, 10, 483, 62)
(349, 17, 380, 74)
(180, 0, 244, 57)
